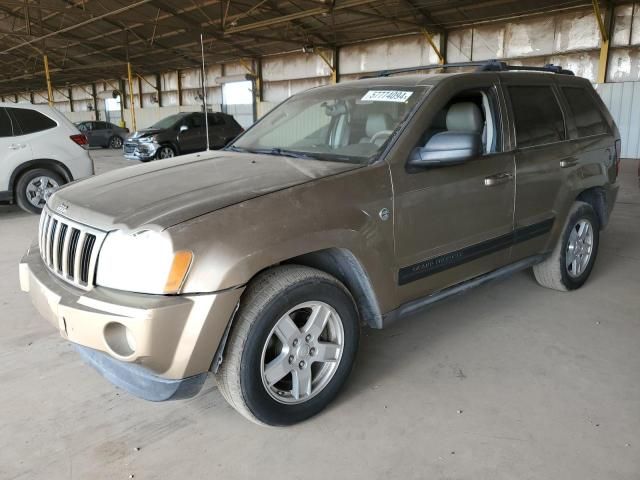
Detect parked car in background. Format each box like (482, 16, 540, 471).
(75, 121, 129, 149)
(0, 103, 93, 214)
(123, 112, 243, 162)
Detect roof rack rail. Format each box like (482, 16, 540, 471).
(361, 60, 575, 79)
(478, 60, 575, 75)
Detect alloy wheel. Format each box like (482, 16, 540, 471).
(260, 301, 344, 405)
(25, 176, 59, 208)
(566, 219, 594, 278)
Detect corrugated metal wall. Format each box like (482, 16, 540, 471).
(597, 82, 640, 158)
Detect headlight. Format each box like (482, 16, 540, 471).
(139, 135, 155, 143)
(96, 230, 192, 294)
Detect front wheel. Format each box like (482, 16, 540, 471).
(533, 201, 600, 291)
(155, 145, 175, 159)
(215, 266, 359, 426)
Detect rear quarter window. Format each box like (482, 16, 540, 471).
(8, 108, 57, 135)
(508, 86, 566, 148)
(562, 87, 609, 137)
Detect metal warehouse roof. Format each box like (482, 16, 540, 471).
(0, 0, 607, 95)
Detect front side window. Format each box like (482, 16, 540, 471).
(415, 87, 502, 156)
(8, 108, 57, 135)
(232, 85, 430, 164)
(0, 108, 13, 137)
(562, 87, 609, 138)
(509, 86, 565, 148)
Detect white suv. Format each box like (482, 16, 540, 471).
(0, 103, 94, 214)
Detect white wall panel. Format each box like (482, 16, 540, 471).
(339, 34, 441, 74)
(262, 52, 332, 81)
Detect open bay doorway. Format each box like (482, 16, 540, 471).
(222, 80, 254, 129)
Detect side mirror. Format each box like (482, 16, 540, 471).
(179, 124, 189, 132)
(408, 132, 482, 168)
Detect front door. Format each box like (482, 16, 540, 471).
(177, 114, 206, 153)
(390, 76, 516, 305)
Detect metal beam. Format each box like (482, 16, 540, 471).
(421, 28, 444, 64)
(223, 0, 379, 34)
(127, 62, 137, 131)
(43, 54, 53, 106)
(0, 0, 154, 55)
(593, 0, 613, 83)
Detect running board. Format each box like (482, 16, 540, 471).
(382, 254, 548, 327)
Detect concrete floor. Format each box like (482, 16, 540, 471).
(1, 151, 639, 480)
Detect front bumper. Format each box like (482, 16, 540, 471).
(123, 141, 158, 161)
(19, 246, 244, 399)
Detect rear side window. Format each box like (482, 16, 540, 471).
(0, 108, 12, 137)
(508, 86, 565, 148)
(8, 107, 57, 135)
(562, 87, 609, 137)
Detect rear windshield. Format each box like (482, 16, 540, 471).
(231, 84, 430, 164)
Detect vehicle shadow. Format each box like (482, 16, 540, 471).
(0, 205, 33, 219)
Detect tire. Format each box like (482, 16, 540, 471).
(155, 145, 175, 159)
(15, 168, 65, 214)
(215, 265, 360, 426)
(533, 201, 600, 291)
(108, 136, 123, 149)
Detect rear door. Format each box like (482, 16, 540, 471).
(0, 107, 33, 192)
(502, 75, 574, 261)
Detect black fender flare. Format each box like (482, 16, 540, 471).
(9, 159, 74, 201)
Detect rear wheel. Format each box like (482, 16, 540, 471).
(215, 266, 359, 426)
(108, 136, 123, 149)
(15, 168, 64, 214)
(533, 202, 600, 291)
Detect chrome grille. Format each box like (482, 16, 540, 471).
(38, 208, 107, 290)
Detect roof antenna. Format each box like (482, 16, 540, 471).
(200, 32, 210, 151)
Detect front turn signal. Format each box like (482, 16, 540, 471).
(164, 250, 193, 294)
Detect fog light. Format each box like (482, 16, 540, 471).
(104, 322, 136, 358)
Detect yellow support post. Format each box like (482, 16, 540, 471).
(317, 49, 337, 84)
(593, 0, 613, 84)
(126, 62, 137, 132)
(421, 28, 444, 65)
(43, 55, 53, 106)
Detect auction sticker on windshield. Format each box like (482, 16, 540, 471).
(361, 90, 413, 103)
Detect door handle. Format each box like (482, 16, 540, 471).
(560, 159, 578, 168)
(484, 172, 513, 187)
(8, 143, 24, 150)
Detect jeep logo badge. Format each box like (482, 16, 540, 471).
(56, 203, 69, 214)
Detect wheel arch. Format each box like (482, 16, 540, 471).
(576, 186, 609, 229)
(10, 159, 73, 200)
(210, 247, 383, 374)
(282, 248, 384, 330)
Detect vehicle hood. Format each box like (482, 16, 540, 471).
(47, 151, 360, 231)
(128, 128, 163, 140)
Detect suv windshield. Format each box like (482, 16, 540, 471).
(231, 84, 430, 164)
(151, 113, 189, 130)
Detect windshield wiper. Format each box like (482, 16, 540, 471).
(232, 147, 316, 160)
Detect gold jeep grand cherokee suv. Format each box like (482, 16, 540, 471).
(20, 62, 620, 426)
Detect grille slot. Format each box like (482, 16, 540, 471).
(38, 208, 106, 290)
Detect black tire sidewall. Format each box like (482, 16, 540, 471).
(156, 146, 175, 159)
(559, 204, 600, 290)
(109, 136, 122, 148)
(15, 169, 64, 214)
(240, 278, 359, 426)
